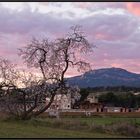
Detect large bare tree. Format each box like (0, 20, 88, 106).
(0, 26, 94, 120)
(19, 25, 94, 117)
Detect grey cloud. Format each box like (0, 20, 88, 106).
(0, 3, 140, 68)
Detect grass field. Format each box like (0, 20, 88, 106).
(0, 118, 126, 138)
(53, 117, 140, 125)
(0, 112, 140, 138)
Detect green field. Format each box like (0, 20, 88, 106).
(54, 117, 140, 125)
(0, 115, 139, 138)
(0, 118, 127, 138)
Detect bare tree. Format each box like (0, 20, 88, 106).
(0, 59, 60, 120)
(19, 25, 94, 117)
(0, 57, 45, 119)
(0, 25, 94, 120)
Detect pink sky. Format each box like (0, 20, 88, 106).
(0, 2, 140, 77)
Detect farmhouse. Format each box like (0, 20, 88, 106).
(103, 106, 135, 112)
(103, 107, 123, 112)
(87, 94, 98, 103)
(76, 94, 104, 112)
(46, 94, 71, 110)
(79, 101, 104, 112)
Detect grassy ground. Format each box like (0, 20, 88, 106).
(0, 112, 140, 138)
(51, 117, 140, 125)
(34, 116, 140, 138)
(0, 118, 126, 138)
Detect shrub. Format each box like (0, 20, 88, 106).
(105, 122, 140, 137)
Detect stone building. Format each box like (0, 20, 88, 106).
(46, 86, 81, 110)
(87, 94, 98, 103)
(46, 94, 71, 110)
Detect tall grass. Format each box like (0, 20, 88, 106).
(25, 117, 140, 137)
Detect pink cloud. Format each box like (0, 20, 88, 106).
(126, 2, 140, 16)
(95, 33, 109, 40)
(89, 58, 140, 74)
(111, 63, 123, 68)
(94, 33, 118, 41)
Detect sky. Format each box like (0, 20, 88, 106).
(0, 2, 140, 77)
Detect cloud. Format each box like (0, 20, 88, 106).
(0, 2, 140, 75)
(73, 2, 126, 11)
(83, 13, 139, 41)
(126, 2, 140, 16)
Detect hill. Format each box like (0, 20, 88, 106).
(67, 67, 140, 88)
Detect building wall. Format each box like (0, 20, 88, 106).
(87, 95, 98, 103)
(46, 94, 71, 110)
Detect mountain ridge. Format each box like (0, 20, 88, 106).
(67, 67, 140, 88)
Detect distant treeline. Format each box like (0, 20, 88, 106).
(98, 92, 140, 108)
(80, 86, 140, 92)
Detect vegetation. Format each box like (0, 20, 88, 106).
(74, 87, 140, 109)
(80, 88, 90, 101)
(0, 120, 112, 138)
(98, 92, 140, 108)
(73, 88, 90, 107)
(0, 116, 137, 138)
(32, 116, 140, 137)
(81, 86, 140, 93)
(0, 115, 140, 138)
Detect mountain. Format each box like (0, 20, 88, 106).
(67, 67, 140, 88)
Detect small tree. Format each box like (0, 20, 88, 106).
(0, 57, 48, 119)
